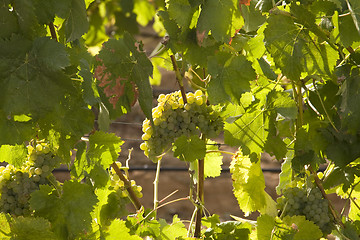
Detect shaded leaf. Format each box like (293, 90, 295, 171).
(173, 135, 206, 162)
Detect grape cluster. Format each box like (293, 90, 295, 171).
(0, 166, 38, 216)
(277, 187, 334, 234)
(140, 90, 223, 161)
(0, 142, 60, 216)
(110, 162, 143, 199)
(24, 143, 61, 185)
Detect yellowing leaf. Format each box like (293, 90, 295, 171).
(230, 149, 272, 216)
(204, 140, 223, 178)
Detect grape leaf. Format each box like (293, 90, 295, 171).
(62, 181, 98, 237)
(0, 6, 18, 39)
(204, 140, 223, 178)
(240, 2, 266, 32)
(202, 214, 221, 229)
(197, 0, 236, 42)
(338, 73, 360, 133)
(71, 141, 89, 179)
(276, 153, 293, 195)
(266, 90, 297, 120)
(0, 37, 72, 117)
(96, 33, 153, 120)
(0, 213, 11, 238)
(264, 12, 337, 81)
(98, 102, 110, 132)
(264, 135, 287, 161)
(0, 144, 27, 168)
(347, 0, 360, 35)
(88, 131, 124, 168)
(208, 53, 256, 104)
(282, 215, 323, 240)
(79, 58, 100, 106)
(114, 1, 139, 35)
(256, 214, 275, 240)
(72, 132, 123, 183)
(10, 216, 57, 240)
(29, 185, 65, 238)
(349, 185, 360, 220)
(13, 0, 45, 39)
(167, 0, 194, 28)
(257, 57, 277, 80)
(230, 150, 269, 216)
(173, 135, 206, 162)
(203, 220, 251, 240)
(126, 209, 161, 238)
(89, 163, 109, 188)
(133, 0, 156, 27)
(224, 105, 269, 161)
(62, 0, 89, 42)
(107, 219, 142, 240)
(30, 181, 98, 239)
(158, 215, 187, 240)
(0, 112, 34, 144)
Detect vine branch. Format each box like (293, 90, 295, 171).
(48, 22, 58, 41)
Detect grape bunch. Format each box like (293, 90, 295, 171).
(24, 143, 61, 185)
(277, 187, 334, 235)
(140, 90, 223, 161)
(0, 142, 60, 216)
(0, 165, 39, 216)
(110, 162, 143, 199)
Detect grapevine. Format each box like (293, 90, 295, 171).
(1, 0, 360, 239)
(140, 90, 223, 161)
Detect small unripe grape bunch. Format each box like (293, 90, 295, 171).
(109, 162, 143, 199)
(25, 143, 61, 185)
(277, 186, 334, 235)
(140, 90, 223, 161)
(0, 165, 39, 216)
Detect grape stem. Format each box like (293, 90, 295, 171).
(170, 55, 187, 104)
(111, 162, 142, 211)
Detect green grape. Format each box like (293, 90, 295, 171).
(141, 90, 224, 161)
(26, 142, 61, 177)
(0, 165, 41, 216)
(278, 186, 334, 235)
